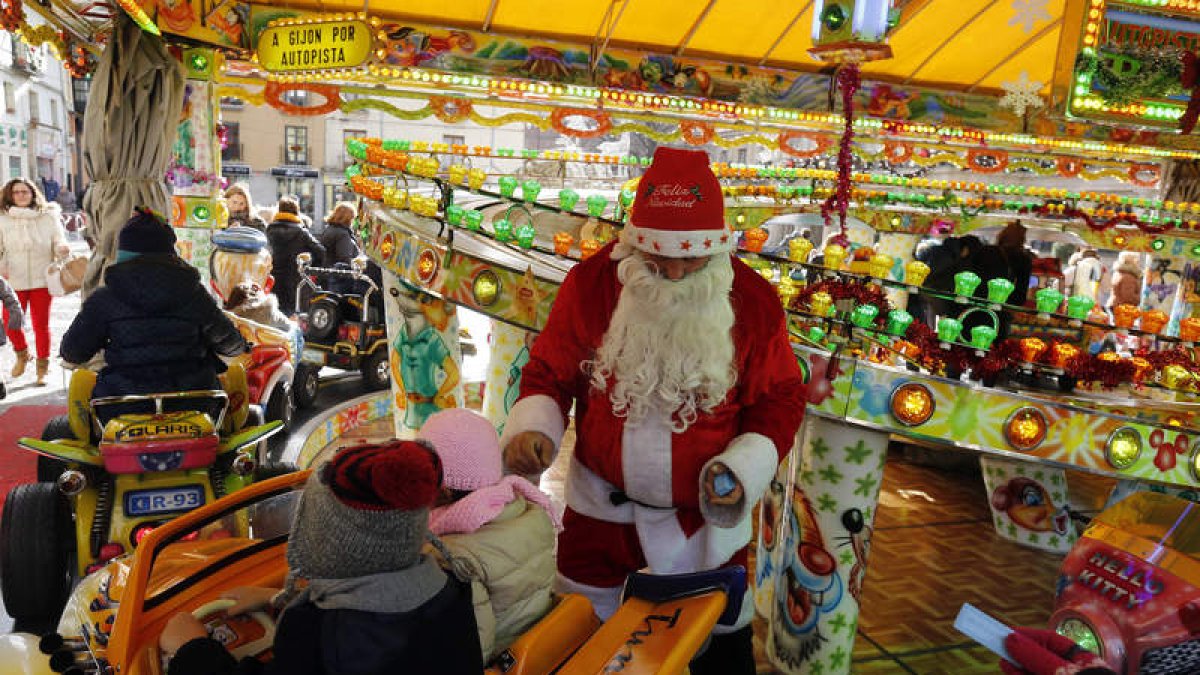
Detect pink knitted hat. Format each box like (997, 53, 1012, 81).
(417, 408, 502, 491)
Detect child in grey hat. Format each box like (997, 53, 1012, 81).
(160, 439, 484, 675)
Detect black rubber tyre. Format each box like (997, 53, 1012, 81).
(0, 483, 75, 624)
(37, 415, 74, 483)
(264, 383, 293, 428)
(305, 297, 340, 341)
(360, 349, 390, 391)
(264, 383, 292, 454)
(293, 363, 320, 409)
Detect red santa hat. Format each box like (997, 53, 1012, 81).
(625, 147, 731, 258)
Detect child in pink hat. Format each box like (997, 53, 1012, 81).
(419, 407, 560, 664)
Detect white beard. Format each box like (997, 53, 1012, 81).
(587, 251, 737, 432)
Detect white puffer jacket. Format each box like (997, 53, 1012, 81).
(0, 203, 66, 291)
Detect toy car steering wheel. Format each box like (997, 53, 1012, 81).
(191, 597, 276, 659)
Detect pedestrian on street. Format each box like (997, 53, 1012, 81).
(224, 183, 268, 233)
(266, 196, 325, 316)
(0, 177, 70, 386)
(318, 202, 362, 268)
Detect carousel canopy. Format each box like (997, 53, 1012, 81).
(232, 0, 1075, 96)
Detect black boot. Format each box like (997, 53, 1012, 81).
(689, 625, 755, 675)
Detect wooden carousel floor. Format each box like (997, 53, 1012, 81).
(321, 419, 1114, 674)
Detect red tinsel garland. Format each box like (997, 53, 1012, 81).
(793, 277, 890, 315)
(971, 339, 1023, 382)
(1137, 347, 1196, 373)
(1064, 354, 1137, 389)
(821, 64, 860, 242)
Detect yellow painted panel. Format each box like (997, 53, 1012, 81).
(757, 4, 815, 67)
(612, 0, 707, 49)
(913, 0, 1065, 86)
(684, 0, 803, 62)
(975, 26, 1061, 93)
(491, 0, 616, 41)
(256, 0, 492, 26)
(772, 0, 997, 75)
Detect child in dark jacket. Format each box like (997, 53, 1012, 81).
(60, 209, 247, 397)
(160, 440, 484, 675)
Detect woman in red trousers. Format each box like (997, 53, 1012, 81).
(0, 178, 69, 385)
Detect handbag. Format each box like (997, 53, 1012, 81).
(46, 254, 89, 297)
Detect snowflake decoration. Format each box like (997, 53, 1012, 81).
(1009, 0, 1051, 34)
(1000, 71, 1045, 117)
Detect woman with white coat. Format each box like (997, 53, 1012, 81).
(0, 178, 69, 385)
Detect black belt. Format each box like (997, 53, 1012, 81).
(609, 491, 672, 510)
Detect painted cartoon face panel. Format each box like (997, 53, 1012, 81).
(992, 477, 1069, 535)
(770, 488, 845, 668)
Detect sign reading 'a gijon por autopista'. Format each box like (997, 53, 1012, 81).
(257, 18, 371, 72)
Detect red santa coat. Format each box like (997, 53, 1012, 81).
(501, 243, 806, 595)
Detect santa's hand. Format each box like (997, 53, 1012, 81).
(159, 612, 208, 656)
(999, 628, 1115, 675)
(703, 462, 744, 507)
(504, 431, 554, 475)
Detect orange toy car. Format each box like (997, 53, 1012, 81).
(28, 470, 746, 675)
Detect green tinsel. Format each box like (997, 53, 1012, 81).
(1076, 45, 1185, 105)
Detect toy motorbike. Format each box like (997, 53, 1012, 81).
(0, 367, 282, 629)
(293, 253, 389, 408)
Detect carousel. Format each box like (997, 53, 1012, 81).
(7, 0, 1200, 673)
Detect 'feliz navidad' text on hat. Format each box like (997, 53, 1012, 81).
(625, 147, 732, 258)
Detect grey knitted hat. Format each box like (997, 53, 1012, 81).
(287, 440, 443, 580)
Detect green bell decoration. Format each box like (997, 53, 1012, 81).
(953, 272, 982, 297)
(558, 189, 580, 211)
(586, 194, 608, 218)
(492, 218, 513, 242)
(886, 310, 913, 337)
(516, 223, 537, 249)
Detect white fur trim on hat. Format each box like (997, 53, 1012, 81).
(622, 222, 736, 258)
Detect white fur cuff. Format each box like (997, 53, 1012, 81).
(499, 394, 567, 452)
(699, 433, 779, 528)
(555, 574, 622, 621)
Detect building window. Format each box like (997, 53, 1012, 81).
(285, 126, 308, 165)
(343, 128, 366, 165)
(282, 89, 308, 107)
(1, 83, 11, 113)
(7, 156, 22, 182)
(219, 96, 245, 110)
(442, 134, 465, 146)
(49, 99, 58, 128)
(222, 122, 242, 162)
(277, 177, 315, 216)
(28, 91, 39, 123)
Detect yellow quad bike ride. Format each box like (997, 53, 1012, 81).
(24, 470, 745, 675)
(0, 367, 283, 630)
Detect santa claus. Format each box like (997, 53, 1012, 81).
(501, 146, 806, 673)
